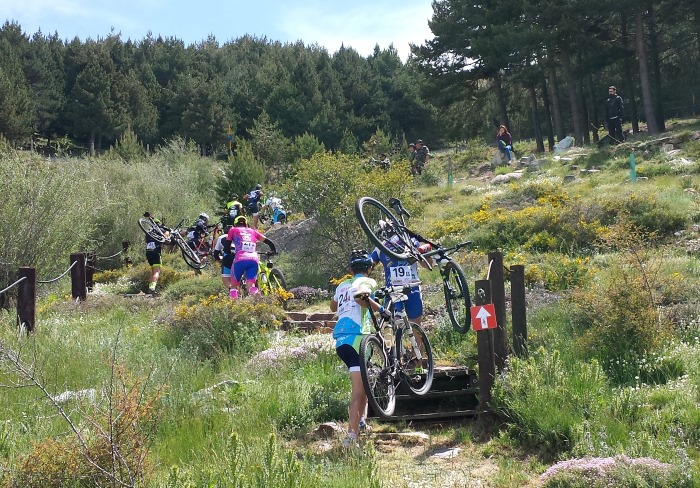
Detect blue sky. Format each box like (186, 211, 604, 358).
(2, 0, 434, 60)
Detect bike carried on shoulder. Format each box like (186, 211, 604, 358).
(138, 216, 208, 270)
(358, 281, 434, 418)
(355, 196, 473, 333)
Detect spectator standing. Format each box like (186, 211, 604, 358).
(412, 140, 429, 176)
(605, 86, 624, 143)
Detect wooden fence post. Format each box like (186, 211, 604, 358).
(511, 265, 528, 358)
(475, 279, 496, 425)
(86, 250, 97, 292)
(122, 241, 132, 267)
(488, 251, 509, 371)
(70, 253, 87, 301)
(17, 267, 36, 333)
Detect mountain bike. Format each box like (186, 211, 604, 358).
(355, 196, 473, 333)
(358, 281, 434, 419)
(138, 216, 206, 269)
(186, 222, 223, 269)
(256, 251, 290, 307)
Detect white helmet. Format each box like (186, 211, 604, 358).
(199, 212, 210, 221)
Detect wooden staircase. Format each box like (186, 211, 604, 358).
(283, 311, 480, 421)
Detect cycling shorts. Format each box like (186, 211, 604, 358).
(233, 259, 259, 281)
(146, 250, 161, 267)
(336, 342, 362, 372)
(221, 254, 234, 277)
(393, 288, 423, 320)
(248, 202, 260, 216)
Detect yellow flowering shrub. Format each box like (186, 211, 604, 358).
(170, 295, 286, 359)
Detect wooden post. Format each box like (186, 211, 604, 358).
(17, 267, 36, 333)
(86, 250, 97, 292)
(475, 279, 496, 424)
(70, 253, 87, 301)
(122, 241, 132, 267)
(488, 251, 509, 371)
(511, 265, 528, 358)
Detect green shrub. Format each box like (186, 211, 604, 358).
(169, 295, 285, 359)
(164, 274, 224, 301)
(417, 164, 441, 186)
(492, 349, 608, 454)
(124, 263, 190, 293)
(599, 190, 688, 236)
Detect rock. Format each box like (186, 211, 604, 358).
(310, 422, 344, 438)
(477, 162, 492, 175)
(430, 447, 463, 459)
(684, 188, 698, 196)
(662, 143, 676, 153)
(377, 431, 430, 444)
(491, 172, 524, 184)
(51, 388, 97, 404)
(563, 174, 576, 182)
(691, 131, 700, 141)
(580, 169, 601, 175)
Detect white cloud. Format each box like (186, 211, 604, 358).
(277, 2, 433, 60)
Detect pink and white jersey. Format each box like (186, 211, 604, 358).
(227, 227, 264, 263)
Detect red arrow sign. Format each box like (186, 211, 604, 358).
(470, 304, 497, 331)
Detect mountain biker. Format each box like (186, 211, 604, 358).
(213, 225, 235, 290)
(143, 212, 170, 296)
(187, 212, 210, 249)
(330, 249, 389, 448)
(226, 215, 277, 298)
(264, 193, 287, 225)
(244, 184, 264, 229)
(370, 221, 431, 325)
(224, 195, 244, 226)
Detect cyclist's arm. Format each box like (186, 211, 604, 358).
(330, 299, 338, 313)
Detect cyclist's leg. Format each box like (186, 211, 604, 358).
(336, 339, 367, 439)
(146, 250, 161, 293)
(231, 260, 247, 299)
(404, 289, 424, 325)
(244, 261, 260, 294)
(221, 254, 234, 290)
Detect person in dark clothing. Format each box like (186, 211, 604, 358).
(605, 86, 624, 143)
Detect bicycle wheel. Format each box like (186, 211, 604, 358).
(138, 217, 167, 243)
(359, 335, 396, 418)
(396, 322, 434, 397)
(443, 259, 472, 334)
(355, 197, 413, 261)
(175, 236, 207, 270)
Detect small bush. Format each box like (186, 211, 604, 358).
(539, 456, 689, 488)
(164, 274, 224, 301)
(169, 295, 285, 359)
(492, 349, 608, 454)
(124, 262, 190, 293)
(417, 164, 441, 186)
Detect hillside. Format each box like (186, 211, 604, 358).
(2, 119, 700, 487)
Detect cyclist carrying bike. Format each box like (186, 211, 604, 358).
(226, 215, 277, 298)
(370, 220, 432, 325)
(143, 212, 170, 296)
(243, 184, 264, 229)
(187, 212, 210, 249)
(213, 225, 235, 290)
(330, 249, 390, 448)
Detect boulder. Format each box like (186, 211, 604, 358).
(491, 172, 524, 184)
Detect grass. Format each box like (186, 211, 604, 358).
(4, 119, 700, 486)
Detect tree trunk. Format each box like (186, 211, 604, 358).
(621, 12, 640, 133)
(695, 1, 700, 61)
(579, 77, 590, 145)
(540, 73, 556, 151)
(528, 84, 545, 153)
(492, 72, 510, 131)
(646, 5, 665, 131)
(89, 130, 95, 157)
(585, 74, 599, 143)
(636, 10, 659, 134)
(561, 50, 584, 146)
(547, 65, 566, 141)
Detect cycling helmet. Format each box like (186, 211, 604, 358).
(234, 215, 248, 226)
(348, 249, 373, 270)
(199, 212, 210, 221)
(255, 184, 262, 190)
(230, 194, 238, 200)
